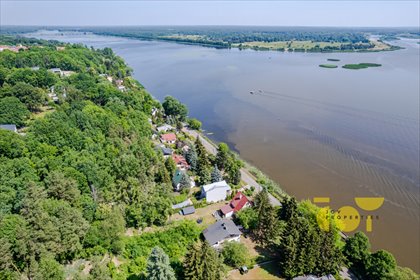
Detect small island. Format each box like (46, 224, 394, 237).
(319, 64, 338, 68)
(342, 63, 382, 70)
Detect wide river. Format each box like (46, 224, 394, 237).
(28, 30, 419, 271)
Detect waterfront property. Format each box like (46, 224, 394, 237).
(160, 133, 177, 144)
(172, 168, 194, 190)
(203, 219, 242, 247)
(156, 124, 174, 132)
(172, 154, 190, 170)
(220, 191, 252, 218)
(201, 180, 231, 203)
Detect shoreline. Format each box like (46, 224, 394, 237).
(68, 31, 404, 53)
(183, 127, 284, 206)
(122, 36, 402, 53)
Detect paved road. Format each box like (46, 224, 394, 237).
(184, 128, 281, 206)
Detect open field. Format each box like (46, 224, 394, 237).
(168, 201, 226, 227)
(233, 40, 343, 50)
(161, 34, 206, 40)
(228, 262, 284, 280)
(232, 39, 396, 52)
(30, 105, 55, 120)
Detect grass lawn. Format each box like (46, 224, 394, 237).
(228, 262, 284, 280)
(168, 201, 226, 227)
(30, 105, 55, 120)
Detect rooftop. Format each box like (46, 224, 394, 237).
(203, 219, 242, 246)
(0, 124, 17, 132)
(161, 133, 177, 142)
(230, 192, 250, 212)
(181, 206, 195, 215)
(202, 180, 231, 193)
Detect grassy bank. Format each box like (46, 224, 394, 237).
(319, 64, 338, 68)
(342, 63, 382, 69)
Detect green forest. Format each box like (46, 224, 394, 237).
(0, 36, 418, 280)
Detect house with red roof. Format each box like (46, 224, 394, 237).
(160, 133, 177, 144)
(220, 192, 252, 218)
(172, 154, 190, 170)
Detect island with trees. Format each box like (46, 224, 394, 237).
(0, 35, 418, 280)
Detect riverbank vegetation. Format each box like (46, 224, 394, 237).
(79, 26, 406, 52)
(3, 26, 412, 53)
(319, 64, 338, 68)
(342, 63, 382, 69)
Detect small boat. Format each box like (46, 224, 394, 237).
(250, 91, 254, 94)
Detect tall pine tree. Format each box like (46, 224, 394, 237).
(145, 246, 176, 280)
(195, 137, 211, 185)
(183, 242, 203, 280)
(210, 165, 223, 183)
(183, 241, 223, 280)
(184, 145, 197, 171)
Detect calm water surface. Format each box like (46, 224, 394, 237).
(28, 31, 420, 271)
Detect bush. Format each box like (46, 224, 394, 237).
(236, 207, 258, 230)
(221, 241, 250, 268)
(187, 118, 202, 130)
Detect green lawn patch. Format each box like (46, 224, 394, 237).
(319, 64, 338, 68)
(327, 58, 340, 61)
(342, 63, 382, 69)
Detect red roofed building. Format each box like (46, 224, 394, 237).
(172, 154, 190, 170)
(160, 133, 177, 144)
(220, 192, 252, 218)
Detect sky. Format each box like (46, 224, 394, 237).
(1, 1, 419, 27)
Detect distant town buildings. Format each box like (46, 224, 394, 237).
(0, 45, 27, 52)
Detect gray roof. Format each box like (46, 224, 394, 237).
(181, 206, 195, 215)
(172, 198, 193, 209)
(0, 124, 17, 132)
(161, 147, 173, 155)
(203, 219, 241, 246)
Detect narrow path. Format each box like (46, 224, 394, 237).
(184, 128, 281, 206)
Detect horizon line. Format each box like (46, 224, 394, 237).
(2, 24, 419, 28)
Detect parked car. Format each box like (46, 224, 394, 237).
(239, 266, 248, 274)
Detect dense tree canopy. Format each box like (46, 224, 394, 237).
(162, 96, 188, 121)
(0, 96, 30, 127)
(0, 36, 172, 279)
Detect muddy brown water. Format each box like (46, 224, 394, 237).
(28, 30, 419, 271)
